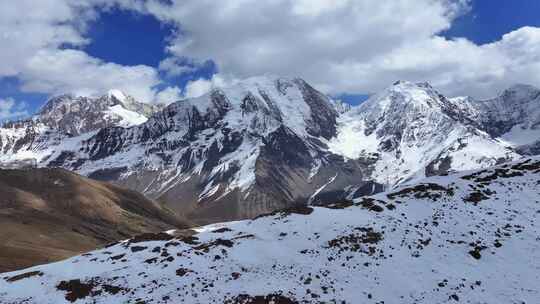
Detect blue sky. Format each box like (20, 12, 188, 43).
(1, 1, 540, 119)
(442, 1, 540, 44)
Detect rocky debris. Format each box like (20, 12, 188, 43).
(254, 205, 315, 220)
(56, 278, 128, 303)
(127, 232, 175, 244)
(326, 227, 383, 256)
(225, 294, 298, 304)
(387, 183, 454, 200)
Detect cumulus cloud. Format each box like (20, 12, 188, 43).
(0, 98, 28, 120)
(155, 86, 183, 104)
(19, 49, 162, 103)
(124, 0, 540, 98)
(158, 57, 196, 77)
(181, 74, 242, 98)
(0, 0, 175, 103)
(2, 0, 540, 103)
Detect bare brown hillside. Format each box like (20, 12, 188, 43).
(0, 167, 189, 272)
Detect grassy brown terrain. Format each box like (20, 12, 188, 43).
(0, 167, 189, 273)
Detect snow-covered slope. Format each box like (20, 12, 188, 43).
(2, 157, 539, 303)
(329, 81, 520, 186)
(0, 91, 161, 166)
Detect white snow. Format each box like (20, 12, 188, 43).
(329, 81, 522, 187)
(1, 157, 540, 303)
(104, 105, 148, 127)
(107, 89, 127, 103)
(307, 173, 337, 204)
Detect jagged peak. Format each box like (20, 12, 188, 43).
(357, 80, 443, 114)
(38, 90, 144, 116)
(180, 75, 322, 108)
(330, 99, 352, 114)
(38, 94, 82, 115)
(217, 75, 308, 93)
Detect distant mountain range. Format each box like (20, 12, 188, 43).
(1, 77, 539, 223)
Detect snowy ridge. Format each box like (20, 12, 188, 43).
(450, 84, 540, 148)
(329, 99, 352, 114)
(0, 91, 160, 167)
(103, 105, 148, 127)
(1, 157, 539, 303)
(329, 81, 521, 186)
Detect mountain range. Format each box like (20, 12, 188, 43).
(1, 76, 539, 224)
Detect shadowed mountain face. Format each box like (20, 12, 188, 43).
(0, 168, 188, 272)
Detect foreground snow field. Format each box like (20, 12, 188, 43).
(1, 157, 539, 303)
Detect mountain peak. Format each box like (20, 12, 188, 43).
(30, 91, 160, 136)
(40, 90, 135, 115)
(38, 94, 77, 115)
(357, 80, 442, 115)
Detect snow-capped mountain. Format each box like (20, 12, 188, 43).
(328, 81, 521, 186)
(36, 90, 161, 134)
(0, 91, 161, 166)
(450, 84, 540, 155)
(1, 77, 539, 224)
(2, 157, 539, 303)
(45, 76, 379, 223)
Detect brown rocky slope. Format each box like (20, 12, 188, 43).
(0, 167, 189, 272)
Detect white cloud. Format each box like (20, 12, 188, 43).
(182, 74, 238, 98)
(124, 0, 540, 98)
(0, 0, 89, 77)
(158, 57, 196, 77)
(0, 98, 28, 120)
(2, 0, 540, 104)
(0, 0, 176, 104)
(19, 49, 162, 103)
(155, 86, 182, 104)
